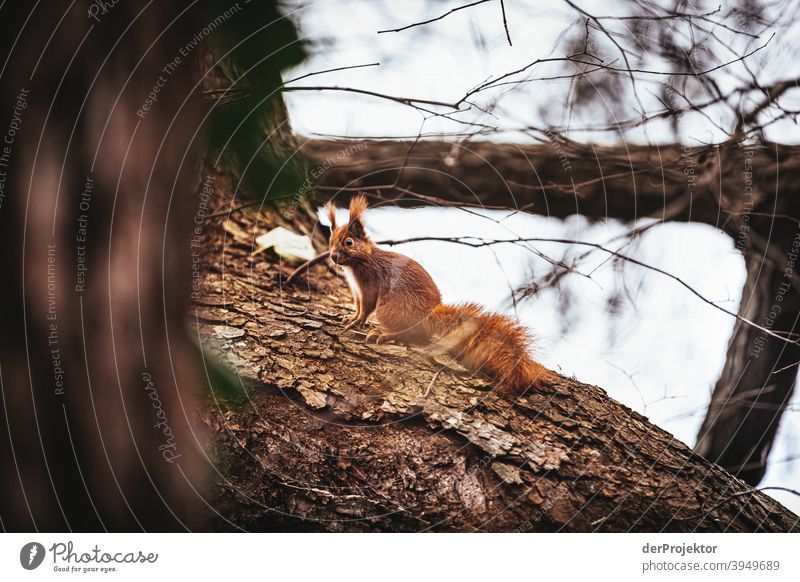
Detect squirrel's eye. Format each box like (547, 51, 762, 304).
(344, 238, 354, 247)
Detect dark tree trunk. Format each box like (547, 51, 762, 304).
(0, 3, 207, 531)
(302, 138, 800, 485)
(196, 190, 798, 532)
(696, 247, 800, 485)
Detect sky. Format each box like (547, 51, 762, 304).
(282, 0, 800, 514)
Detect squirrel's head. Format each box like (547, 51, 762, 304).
(326, 194, 373, 266)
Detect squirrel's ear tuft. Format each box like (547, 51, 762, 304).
(348, 194, 368, 224)
(347, 194, 368, 238)
(325, 201, 337, 230)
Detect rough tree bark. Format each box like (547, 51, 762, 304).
(301, 138, 800, 486)
(196, 181, 798, 532)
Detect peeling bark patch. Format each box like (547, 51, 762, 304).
(491, 462, 524, 485)
(423, 402, 567, 471)
(213, 325, 246, 339)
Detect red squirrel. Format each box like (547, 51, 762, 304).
(325, 194, 554, 396)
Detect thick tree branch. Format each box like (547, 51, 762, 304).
(303, 138, 800, 229)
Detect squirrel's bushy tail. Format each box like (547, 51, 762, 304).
(422, 303, 553, 395)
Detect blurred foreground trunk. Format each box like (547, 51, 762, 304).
(0, 3, 206, 530)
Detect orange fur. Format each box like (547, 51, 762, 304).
(422, 304, 554, 395)
(326, 195, 554, 397)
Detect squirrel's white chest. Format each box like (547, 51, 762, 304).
(340, 266, 362, 300)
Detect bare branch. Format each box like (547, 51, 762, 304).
(377, 0, 494, 34)
(283, 62, 381, 85)
(281, 85, 461, 113)
(500, 0, 512, 46)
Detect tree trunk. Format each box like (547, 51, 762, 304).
(0, 3, 207, 531)
(696, 246, 800, 485)
(196, 191, 798, 532)
(302, 138, 800, 486)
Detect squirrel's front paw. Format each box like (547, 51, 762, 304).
(342, 316, 362, 332)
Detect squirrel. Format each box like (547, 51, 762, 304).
(325, 194, 555, 397)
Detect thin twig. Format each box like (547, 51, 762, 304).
(283, 62, 380, 85)
(285, 251, 331, 285)
(423, 370, 442, 398)
(377, 0, 494, 34)
(282, 85, 459, 111)
(499, 0, 512, 46)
